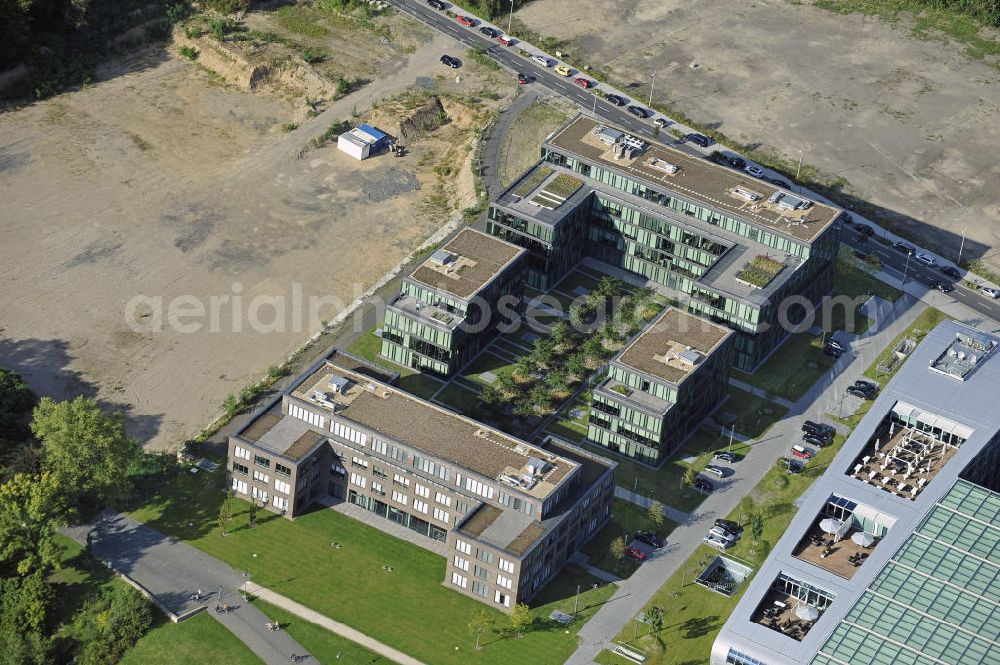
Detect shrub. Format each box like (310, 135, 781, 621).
(301, 47, 326, 64)
(178, 46, 198, 60)
(185, 25, 204, 39)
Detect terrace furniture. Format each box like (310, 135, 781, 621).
(774, 600, 788, 609)
(862, 456, 871, 465)
(854, 464, 863, 474)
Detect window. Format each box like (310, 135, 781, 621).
(252, 486, 268, 503)
(351, 456, 369, 469)
(288, 403, 325, 429)
(455, 539, 472, 555)
(252, 470, 269, 484)
(349, 473, 367, 489)
(372, 466, 387, 479)
(415, 484, 430, 499)
(253, 454, 270, 468)
(391, 490, 408, 506)
(465, 477, 495, 500)
(413, 456, 450, 481)
(371, 481, 385, 496)
(726, 649, 771, 665)
(495, 590, 510, 607)
(453, 556, 470, 571)
(372, 438, 407, 463)
(272, 496, 288, 511)
(331, 420, 367, 446)
(499, 558, 515, 574)
(457, 500, 472, 515)
(451, 573, 467, 589)
(275, 480, 291, 495)
(232, 462, 249, 476)
(232, 478, 248, 494)
(474, 565, 489, 580)
(471, 581, 489, 597)
(433, 507, 450, 523)
(413, 499, 428, 515)
(497, 575, 513, 590)
(276, 463, 292, 477)
(233, 446, 251, 460)
(476, 549, 494, 565)
(393, 474, 410, 488)
(435, 492, 452, 507)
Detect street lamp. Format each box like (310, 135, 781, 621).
(796, 148, 804, 180)
(574, 584, 581, 618)
(507, 0, 515, 34)
(957, 227, 967, 267)
(648, 70, 658, 107)
(901, 252, 911, 285)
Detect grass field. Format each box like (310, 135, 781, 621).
(500, 101, 571, 188)
(346, 328, 444, 399)
(717, 389, 790, 439)
(121, 613, 264, 665)
(129, 468, 614, 665)
(581, 499, 679, 579)
(734, 333, 834, 401)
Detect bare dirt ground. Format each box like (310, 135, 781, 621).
(0, 9, 516, 449)
(515, 0, 1000, 270)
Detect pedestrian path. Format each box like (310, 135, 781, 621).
(568, 552, 622, 584)
(244, 583, 429, 665)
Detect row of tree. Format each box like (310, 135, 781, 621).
(0, 367, 151, 663)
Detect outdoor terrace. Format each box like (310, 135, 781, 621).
(546, 116, 842, 242)
(791, 520, 879, 580)
(408, 228, 524, 300)
(616, 307, 733, 385)
(750, 589, 824, 643)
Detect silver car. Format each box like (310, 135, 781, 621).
(702, 464, 727, 478)
(530, 55, 550, 67)
(703, 533, 732, 550)
(982, 287, 1000, 299)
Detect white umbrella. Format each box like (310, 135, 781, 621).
(819, 518, 842, 535)
(795, 604, 819, 622)
(852, 531, 875, 547)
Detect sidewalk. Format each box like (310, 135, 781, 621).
(244, 583, 429, 665)
(565, 294, 926, 664)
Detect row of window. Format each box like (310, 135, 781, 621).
(230, 478, 288, 512)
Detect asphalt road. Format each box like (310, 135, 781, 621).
(393, 0, 1000, 324)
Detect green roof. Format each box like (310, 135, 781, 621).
(813, 479, 1000, 665)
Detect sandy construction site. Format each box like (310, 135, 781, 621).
(0, 8, 516, 449)
(516, 0, 1000, 271)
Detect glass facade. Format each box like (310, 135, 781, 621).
(348, 489, 447, 542)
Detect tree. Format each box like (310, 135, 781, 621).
(551, 320, 572, 349)
(528, 384, 551, 413)
(494, 374, 516, 397)
(647, 500, 665, 529)
(645, 605, 665, 634)
(682, 465, 698, 488)
(467, 608, 495, 650)
(610, 535, 626, 563)
(218, 489, 234, 536)
(0, 574, 52, 665)
(513, 356, 536, 381)
(73, 584, 152, 665)
(248, 498, 259, 528)
(0, 368, 36, 441)
(0, 472, 64, 576)
(508, 602, 532, 638)
(595, 275, 623, 299)
(31, 396, 141, 507)
(566, 353, 587, 380)
(548, 370, 569, 396)
(479, 384, 501, 407)
(748, 512, 765, 544)
(529, 337, 554, 369)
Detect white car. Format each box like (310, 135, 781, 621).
(915, 252, 936, 267)
(531, 55, 550, 67)
(653, 118, 669, 128)
(709, 526, 737, 543)
(703, 533, 732, 550)
(745, 165, 765, 178)
(702, 464, 726, 478)
(982, 287, 1000, 299)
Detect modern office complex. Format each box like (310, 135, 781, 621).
(227, 350, 616, 612)
(487, 115, 845, 370)
(380, 228, 526, 376)
(711, 321, 1000, 665)
(588, 307, 735, 465)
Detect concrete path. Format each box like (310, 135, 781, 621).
(244, 583, 426, 665)
(568, 552, 622, 584)
(479, 87, 541, 197)
(614, 487, 691, 525)
(565, 294, 927, 664)
(316, 496, 449, 556)
(63, 513, 310, 665)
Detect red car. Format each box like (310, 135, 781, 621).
(574, 77, 592, 89)
(624, 546, 646, 562)
(516, 73, 529, 85)
(791, 444, 813, 460)
(497, 34, 514, 46)
(456, 15, 476, 27)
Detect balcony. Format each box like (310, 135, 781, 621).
(792, 520, 879, 580)
(751, 589, 823, 642)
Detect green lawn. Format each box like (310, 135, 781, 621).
(602, 432, 848, 664)
(129, 469, 607, 665)
(434, 381, 482, 414)
(462, 350, 517, 387)
(121, 613, 264, 665)
(733, 332, 834, 401)
(346, 328, 444, 399)
(551, 270, 600, 296)
(834, 252, 902, 303)
(717, 389, 789, 439)
(582, 499, 678, 579)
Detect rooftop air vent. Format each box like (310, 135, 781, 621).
(429, 249, 457, 266)
(328, 374, 350, 393)
(526, 457, 552, 476)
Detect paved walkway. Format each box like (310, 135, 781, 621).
(317, 496, 449, 556)
(62, 513, 309, 665)
(565, 294, 927, 663)
(244, 583, 428, 665)
(568, 552, 622, 584)
(479, 87, 541, 197)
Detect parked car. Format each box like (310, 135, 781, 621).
(803, 433, 830, 448)
(627, 105, 650, 118)
(781, 457, 804, 473)
(702, 464, 727, 478)
(791, 444, 813, 460)
(497, 34, 514, 46)
(456, 15, 476, 27)
(693, 478, 714, 493)
(728, 156, 747, 170)
(894, 241, 916, 255)
(530, 55, 550, 67)
(982, 287, 1000, 299)
(940, 265, 961, 280)
(686, 132, 711, 147)
(932, 281, 955, 293)
(710, 525, 739, 542)
(765, 176, 791, 188)
(841, 213, 854, 226)
(824, 344, 844, 359)
(915, 251, 937, 267)
(426, 0, 445, 8)
(516, 72, 529, 84)
(827, 338, 845, 352)
(715, 519, 742, 534)
(653, 117, 669, 128)
(744, 165, 765, 178)
(554, 64, 572, 77)
(439, 54, 461, 68)
(713, 451, 738, 463)
(854, 380, 879, 396)
(574, 77, 592, 89)
(802, 420, 835, 438)
(855, 224, 875, 237)
(634, 531, 665, 548)
(846, 384, 876, 400)
(604, 93, 627, 106)
(479, 26, 500, 38)
(703, 533, 732, 550)
(624, 545, 647, 561)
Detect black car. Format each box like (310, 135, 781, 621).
(427, 0, 446, 8)
(824, 345, 844, 359)
(929, 280, 955, 293)
(803, 433, 831, 448)
(627, 105, 649, 118)
(479, 26, 500, 38)
(894, 241, 916, 255)
(854, 379, 878, 393)
(440, 54, 461, 68)
(728, 156, 747, 170)
(634, 531, 665, 548)
(940, 265, 961, 280)
(713, 451, 738, 463)
(765, 176, 791, 188)
(604, 93, 627, 106)
(846, 384, 876, 400)
(802, 420, 836, 438)
(714, 519, 742, 534)
(693, 478, 714, 493)
(855, 224, 875, 237)
(686, 132, 711, 148)
(826, 338, 845, 352)
(781, 458, 804, 474)
(841, 213, 854, 226)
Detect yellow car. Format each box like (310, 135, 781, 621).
(554, 64, 572, 77)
